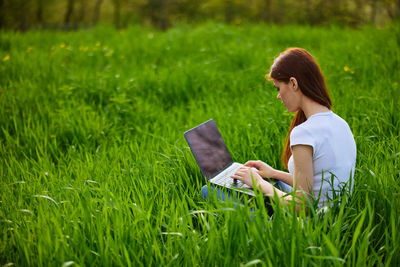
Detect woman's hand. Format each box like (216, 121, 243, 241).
(244, 160, 276, 178)
(230, 166, 263, 188)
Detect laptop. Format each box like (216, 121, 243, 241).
(184, 119, 256, 196)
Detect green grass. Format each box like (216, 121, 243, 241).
(0, 22, 399, 266)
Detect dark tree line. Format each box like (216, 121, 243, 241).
(0, 0, 399, 30)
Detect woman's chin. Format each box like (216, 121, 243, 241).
(286, 106, 300, 113)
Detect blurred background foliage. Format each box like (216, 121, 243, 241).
(0, 0, 399, 30)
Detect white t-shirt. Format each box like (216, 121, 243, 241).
(288, 111, 356, 207)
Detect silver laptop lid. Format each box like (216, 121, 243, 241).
(184, 119, 233, 179)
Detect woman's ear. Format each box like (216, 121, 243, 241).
(290, 77, 299, 91)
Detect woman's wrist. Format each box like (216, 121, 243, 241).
(258, 178, 274, 195)
(269, 168, 278, 179)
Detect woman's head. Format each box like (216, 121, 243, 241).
(268, 47, 332, 110)
(267, 48, 332, 169)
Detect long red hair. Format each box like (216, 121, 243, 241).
(267, 48, 332, 169)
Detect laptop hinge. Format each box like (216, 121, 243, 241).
(210, 162, 234, 179)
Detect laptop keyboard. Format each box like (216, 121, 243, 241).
(210, 163, 251, 189)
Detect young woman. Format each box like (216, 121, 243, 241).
(229, 47, 357, 211)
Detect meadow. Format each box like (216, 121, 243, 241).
(0, 22, 399, 266)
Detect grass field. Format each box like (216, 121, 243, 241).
(1, 22, 400, 266)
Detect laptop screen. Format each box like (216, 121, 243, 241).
(184, 119, 233, 179)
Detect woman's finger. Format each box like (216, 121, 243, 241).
(230, 175, 242, 180)
(235, 170, 247, 176)
(234, 169, 246, 175)
(244, 160, 256, 167)
(232, 172, 243, 178)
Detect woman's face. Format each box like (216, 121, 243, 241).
(273, 78, 301, 112)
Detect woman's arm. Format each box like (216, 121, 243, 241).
(290, 145, 314, 197)
(271, 170, 294, 187)
(244, 160, 294, 186)
(232, 145, 314, 214)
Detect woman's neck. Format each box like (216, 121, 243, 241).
(301, 97, 330, 119)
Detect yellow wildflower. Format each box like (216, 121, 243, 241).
(96, 42, 101, 47)
(60, 43, 65, 48)
(3, 55, 10, 61)
(105, 50, 114, 57)
(50, 135, 56, 139)
(103, 46, 108, 51)
(26, 46, 34, 52)
(344, 66, 355, 74)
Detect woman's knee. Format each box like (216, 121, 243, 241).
(276, 181, 293, 193)
(201, 184, 209, 198)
